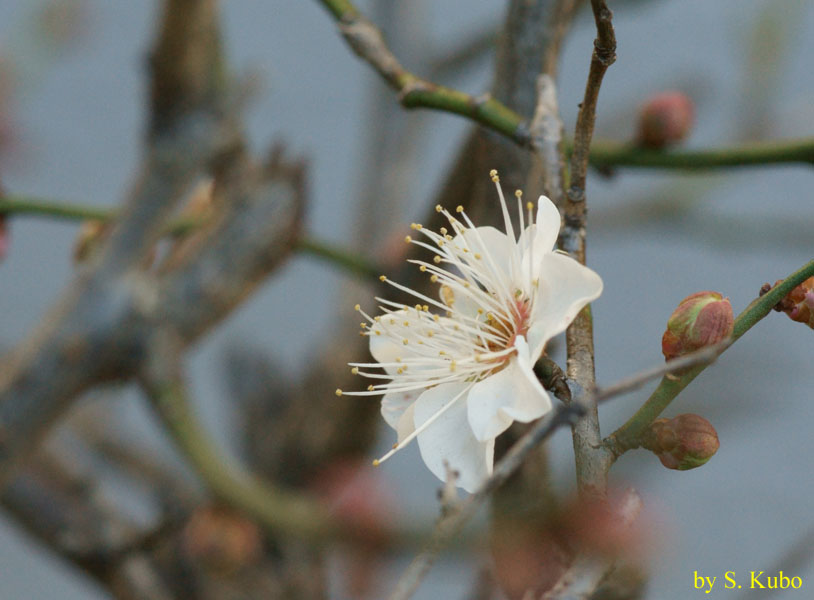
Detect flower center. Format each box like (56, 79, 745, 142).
(483, 295, 531, 362)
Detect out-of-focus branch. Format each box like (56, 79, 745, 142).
(0, 194, 381, 279)
(539, 489, 642, 600)
(560, 0, 617, 500)
(139, 332, 338, 541)
(607, 258, 814, 454)
(0, 0, 237, 486)
(428, 26, 497, 80)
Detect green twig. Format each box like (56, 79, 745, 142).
(0, 194, 380, 278)
(607, 259, 814, 454)
(585, 137, 814, 170)
(315, 0, 814, 171)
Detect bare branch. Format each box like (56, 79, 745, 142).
(560, 0, 617, 499)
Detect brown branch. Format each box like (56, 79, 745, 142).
(560, 0, 617, 500)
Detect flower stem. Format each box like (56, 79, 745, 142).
(607, 259, 814, 453)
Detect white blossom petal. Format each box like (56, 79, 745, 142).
(414, 382, 493, 493)
(466, 336, 552, 441)
(381, 390, 419, 437)
(533, 195, 562, 255)
(526, 252, 604, 358)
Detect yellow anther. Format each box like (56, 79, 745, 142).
(433, 256, 442, 264)
(477, 308, 484, 315)
(527, 201, 534, 211)
(379, 275, 387, 282)
(374, 330, 381, 335)
(351, 367, 359, 375)
(415, 304, 422, 310)
(440, 227, 447, 235)
(433, 314, 440, 322)
(435, 204, 443, 212)
(403, 338, 409, 345)
(372, 459, 380, 467)
(420, 265, 427, 272)
(404, 235, 412, 243)
(439, 350, 446, 355)
(515, 189, 522, 198)
(374, 316, 381, 321)
(354, 303, 361, 311)
(390, 319, 396, 325)
(474, 253, 482, 259)
(450, 360, 457, 372)
(403, 321, 409, 326)
(410, 223, 418, 230)
(423, 305, 429, 311)
(456, 205, 464, 213)
(397, 367, 404, 374)
(335, 389, 343, 396)
(427, 331, 434, 337)
(489, 169, 497, 177)
(367, 385, 375, 391)
(395, 357, 402, 362)
(415, 224, 423, 230)
(445, 234, 452, 241)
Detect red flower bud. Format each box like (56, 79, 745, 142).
(642, 414, 719, 470)
(636, 91, 694, 149)
(662, 291, 733, 361)
(763, 277, 814, 329)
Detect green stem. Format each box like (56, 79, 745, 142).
(585, 137, 814, 170)
(609, 259, 814, 453)
(0, 195, 112, 221)
(0, 194, 381, 279)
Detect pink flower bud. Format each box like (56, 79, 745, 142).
(662, 291, 734, 361)
(636, 91, 694, 149)
(642, 414, 719, 470)
(763, 277, 814, 329)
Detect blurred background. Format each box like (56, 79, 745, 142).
(0, 0, 812, 598)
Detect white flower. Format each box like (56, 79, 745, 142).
(337, 171, 603, 492)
